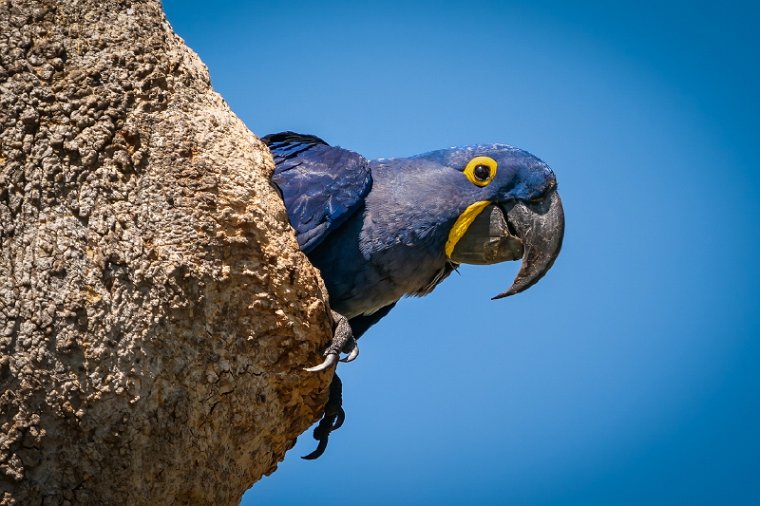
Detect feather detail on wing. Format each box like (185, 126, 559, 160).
(264, 132, 372, 253)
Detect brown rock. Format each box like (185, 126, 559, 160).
(0, 0, 333, 503)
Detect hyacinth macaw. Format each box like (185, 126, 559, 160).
(264, 132, 564, 458)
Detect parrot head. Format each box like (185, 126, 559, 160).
(405, 144, 564, 298)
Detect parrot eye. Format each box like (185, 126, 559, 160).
(463, 156, 498, 187)
(473, 165, 491, 181)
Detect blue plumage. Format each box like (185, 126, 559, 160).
(264, 131, 564, 459)
(266, 130, 561, 328)
(268, 132, 372, 253)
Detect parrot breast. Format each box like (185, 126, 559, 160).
(308, 162, 458, 318)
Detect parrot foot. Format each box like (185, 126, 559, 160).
(304, 310, 359, 372)
(302, 373, 344, 460)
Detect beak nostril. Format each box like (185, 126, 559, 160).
(530, 180, 557, 203)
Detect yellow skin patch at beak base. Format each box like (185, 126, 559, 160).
(445, 200, 492, 259)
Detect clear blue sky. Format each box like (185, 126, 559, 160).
(164, 1, 759, 504)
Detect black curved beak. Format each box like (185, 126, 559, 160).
(447, 190, 564, 298)
(493, 190, 564, 299)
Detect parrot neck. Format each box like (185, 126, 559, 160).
(364, 162, 461, 257)
(308, 160, 466, 318)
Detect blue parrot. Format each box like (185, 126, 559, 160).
(264, 132, 564, 458)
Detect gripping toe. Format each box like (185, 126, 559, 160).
(304, 310, 358, 370)
(301, 374, 344, 460)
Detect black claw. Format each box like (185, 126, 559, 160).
(301, 374, 344, 460)
(301, 436, 329, 460)
(331, 406, 345, 431)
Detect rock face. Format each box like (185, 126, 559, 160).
(0, 1, 333, 504)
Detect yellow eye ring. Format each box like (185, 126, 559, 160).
(463, 156, 498, 187)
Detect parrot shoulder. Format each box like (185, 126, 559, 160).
(264, 132, 372, 253)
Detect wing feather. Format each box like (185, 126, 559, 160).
(264, 132, 372, 253)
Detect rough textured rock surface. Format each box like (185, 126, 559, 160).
(0, 0, 334, 504)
